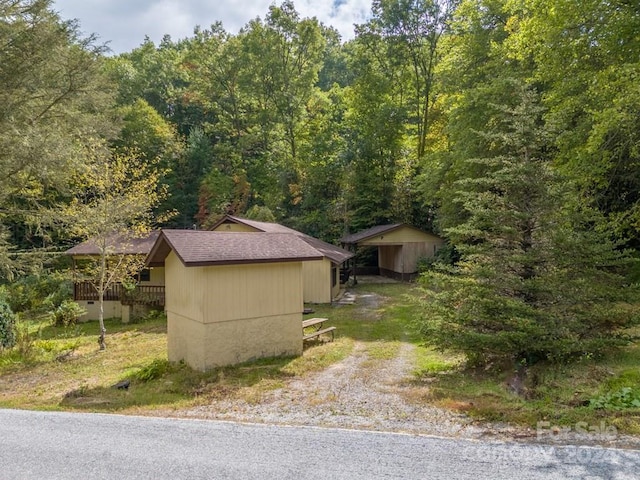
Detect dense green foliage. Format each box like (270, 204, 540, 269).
(6, 272, 73, 316)
(417, 83, 639, 365)
(414, 0, 640, 366)
(2, 0, 639, 365)
(0, 0, 115, 269)
(0, 299, 17, 350)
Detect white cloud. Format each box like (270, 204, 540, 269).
(296, 0, 371, 38)
(53, 0, 372, 54)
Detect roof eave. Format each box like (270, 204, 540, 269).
(183, 255, 324, 267)
(145, 231, 189, 267)
(340, 224, 405, 244)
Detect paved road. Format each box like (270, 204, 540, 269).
(1, 409, 638, 479)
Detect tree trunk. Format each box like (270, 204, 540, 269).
(98, 297, 106, 350)
(98, 252, 107, 350)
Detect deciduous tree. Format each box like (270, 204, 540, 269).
(61, 146, 168, 349)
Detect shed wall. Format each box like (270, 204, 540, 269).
(165, 251, 304, 370)
(302, 258, 332, 303)
(211, 222, 340, 304)
(212, 223, 260, 233)
(331, 266, 340, 300)
(379, 245, 402, 272)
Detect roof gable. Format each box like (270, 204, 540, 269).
(210, 215, 353, 264)
(211, 215, 297, 234)
(146, 230, 324, 267)
(340, 224, 442, 245)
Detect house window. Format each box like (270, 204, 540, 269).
(139, 269, 151, 282)
(332, 267, 337, 288)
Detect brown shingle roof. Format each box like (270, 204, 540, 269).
(340, 224, 404, 244)
(146, 230, 324, 267)
(212, 215, 353, 264)
(65, 231, 160, 256)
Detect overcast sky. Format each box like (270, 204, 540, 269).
(52, 0, 372, 54)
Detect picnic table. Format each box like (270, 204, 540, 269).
(302, 317, 336, 342)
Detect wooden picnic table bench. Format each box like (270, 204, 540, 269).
(302, 317, 336, 342)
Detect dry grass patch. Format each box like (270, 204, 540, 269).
(0, 318, 169, 410)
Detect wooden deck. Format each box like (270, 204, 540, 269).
(73, 282, 165, 306)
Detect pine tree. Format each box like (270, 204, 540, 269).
(417, 82, 639, 367)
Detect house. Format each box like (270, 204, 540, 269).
(64, 231, 165, 322)
(210, 215, 353, 303)
(146, 230, 323, 370)
(340, 224, 445, 282)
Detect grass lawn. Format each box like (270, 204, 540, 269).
(1, 282, 640, 436)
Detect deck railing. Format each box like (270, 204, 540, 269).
(73, 282, 165, 306)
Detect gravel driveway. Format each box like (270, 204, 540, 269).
(163, 290, 516, 440)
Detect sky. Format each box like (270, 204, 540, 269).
(52, 0, 372, 55)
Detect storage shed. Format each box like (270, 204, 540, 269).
(340, 224, 444, 281)
(146, 230, 323, 371)
(210, 215, 353, 303)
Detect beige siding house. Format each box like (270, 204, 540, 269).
(146, 230, 323, 371)
(210, 215, 353, 303)
(65, 231, 165, 322)
(341, 224, 444, 281)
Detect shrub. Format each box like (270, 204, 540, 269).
(135, 359, 170, 382)
(590, 388, 640, 410)
(12, 322, 36, 361)
(49, 300, 86, 327)
(417, 244, 459, 273)
(0, 300, 17, 350)
(6, 272, 73, 316)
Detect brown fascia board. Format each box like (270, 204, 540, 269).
(183, 256, 323, 267)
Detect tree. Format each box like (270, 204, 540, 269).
(362, 0, 455, 159)
(113, 98, 184, 168)
(239, 2, 326, 213)
(0, 298, 17, 350)
(0, 0, 115, 275)
(342, 0, 456, 230)
(416, 82, 639, 366)
(340, 44, 404, 231)
(61, 146, 168, 349)
(108, 35, 199, 135)
(507, 0, 640, 248)
(423, 0, 515, 233)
